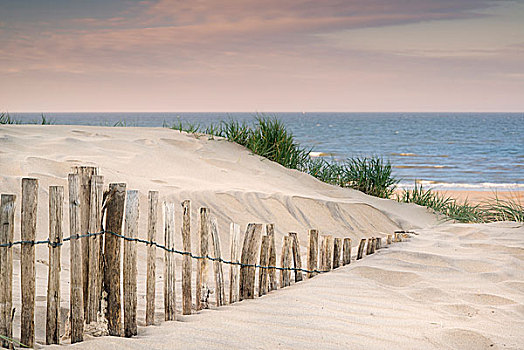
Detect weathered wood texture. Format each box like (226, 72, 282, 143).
(21, 178, 38, 348)
(145, 191, 158, 326)
(228, 223, 241, 304)
(333, 237, 342, 269)
(46, 186, 63, 345)
(181, 200, 192, 314)
(387, 234, 392, 245)
(258, 235, 270, 296)
(280, 236, 292, 288)
(210, 217, 225, 306)
(68, 174, 84, 343)
(366, 238, 373, 255)
(164, 202, 176, 321)
(74, 166, 97, 319)
(86, 175, 103, 324)
(326, 235, 333, 270)
(307, 229, 318, 278)
(375, 237, 381, 250)
(342, 238, 351, 265)
(289, 232, 303, 282)
(104, 182, 126, 336)
(0, 194, 15, 349)
(196, 208, 210, 310)
(357, 238, 366, 260)
(320, 235, 333, 271)
(240, 223, 262, 300)
(266, 224, 278, 291)
(123, 190, 138, 337)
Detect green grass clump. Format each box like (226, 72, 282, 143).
(339, 157, 398, 198)
(398, 184, 523, 223)
(1, 112, 53, 125)
(171, 117, 311, 170)
(246, 117, 310, 170)
(171, 117, 397, 197)
(0, 112, 21, 124)
(169, 115, 522, 222)
(481, 194, 524, 222)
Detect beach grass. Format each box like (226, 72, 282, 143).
(398, 184, 523, 223)
(170, 117, 397, 197)
(0, 112, 21, 124)
(1, 112, 53, 125)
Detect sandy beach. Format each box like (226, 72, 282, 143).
(1, 125, 523, 349)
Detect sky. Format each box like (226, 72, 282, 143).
(0, 0, 523, 112)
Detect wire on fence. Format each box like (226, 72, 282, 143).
(0, 229, 331, 274)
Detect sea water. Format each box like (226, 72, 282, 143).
(8, 112, 524, 190)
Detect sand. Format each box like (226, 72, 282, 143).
(0, 125, 522, 349)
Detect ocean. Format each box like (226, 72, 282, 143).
(7, 112, 524, 190)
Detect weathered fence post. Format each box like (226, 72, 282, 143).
(146, 191, 158, 326)
(342, 238, 351, 265)
(375, 237, 381, 250)
(46, 186, 63, 345)
(164, 202, 176, 321)
(280, 236, 292, 288)
(266, 224, 277, 291)
(258, 236, 270, 296)
(181, 200, 192, 314)
(240, 223, 262, 300)
(210, 217, 225, 306)
(21, 178, 38, 348)
(307, 229, 318, 278)
(229, 223, 241, 304)
(357, 238, 366, 259)
(123, 190, 138, 337)
(320, 235, 333, 271)
(366, 238, 373, 255)
(326, 235, 333, 270)
(68, 174, 84, 343)
(289, 232, 303, 282)
(196, 208, 210, 310)
(74, 166, 98, 319)
(104, 183, 126, 336)
(333, 237, 342, 269)
(0, 194, 15, 349)
(387, 234, 392, 245)
(87, 175, 103, 324)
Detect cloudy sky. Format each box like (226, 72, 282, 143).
(1, 0, 523, 112)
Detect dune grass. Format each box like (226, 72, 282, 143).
(170, 116, 397, 197)
(171, 116, 521, 223)
(398, 184, 523, 223)
(0, 112, 21, 124)
(0, 112, 53, 125)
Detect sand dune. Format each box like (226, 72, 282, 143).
(1, 125, 522, 349)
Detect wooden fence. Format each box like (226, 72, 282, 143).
(0, 166, 402, 348)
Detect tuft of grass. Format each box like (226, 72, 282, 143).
(0, 112, 22, 124)
(220, 119, 250, 146)
(171, 120, 201, 133)
(398, 184, 523, 223)
(40, 113, 54, 125)
(246, 117, 311, 170)
(339, 157, 398, 198)
(481, 194, 523, 222)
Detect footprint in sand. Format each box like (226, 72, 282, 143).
(439, 328, 494, 349)
(460, 293, 516, 305)
(439, 304, 479, 317)
(352, 266, 421, 287)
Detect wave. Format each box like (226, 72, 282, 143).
(309, 151, 336, 157)
(394, 165, 450, 169)
(391, 153, 449, 158)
